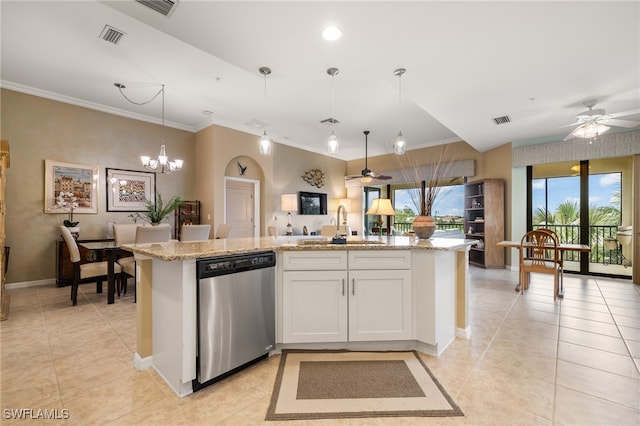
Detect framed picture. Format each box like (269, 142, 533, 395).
(299, 191, 327, 215)
(106, 168, 156, 212)
(45, 160, 99, 214)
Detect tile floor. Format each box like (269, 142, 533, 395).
(1, 268, 638, 425)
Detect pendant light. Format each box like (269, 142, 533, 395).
(327, 67, 339, 155)
(116, 82, 183, 174)
(393, 68, 407, 155)
(259, 66, 272, 155)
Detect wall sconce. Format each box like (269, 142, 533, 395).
(281, 193, 298, 235)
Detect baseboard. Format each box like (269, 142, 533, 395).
(6, 278, 57, 289)
(133, 352, 153, 371)
(456, 326, 472, 339)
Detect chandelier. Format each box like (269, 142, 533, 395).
(115, 82, 183, 174)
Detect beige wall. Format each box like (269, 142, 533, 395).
(195, 125, 347, 237)
(2, 88, 518, 284)
(1, 89, 195, 283)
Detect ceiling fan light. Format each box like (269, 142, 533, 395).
(328, 130, 339, 154)
(259, 131, 272, 155)
(394, 131, 406, 155)
(574, 123, 610, 139)
(360, 175, 372, 184)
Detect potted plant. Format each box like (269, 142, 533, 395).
(129, 193, 182, 225)
(56, 191, 80, 235)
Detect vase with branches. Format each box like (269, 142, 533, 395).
(397, 145, 457, 238)
(129, 193, 181, 225)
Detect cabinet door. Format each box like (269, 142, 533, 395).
(348, 270, 412, 341)
(282, 270, 348, 343)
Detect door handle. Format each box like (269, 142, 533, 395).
(342, 278, 345, 296)
(352, 278, 355, 295)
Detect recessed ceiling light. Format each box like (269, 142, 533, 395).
(322, 26, 342, 41)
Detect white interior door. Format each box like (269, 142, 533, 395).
(225, 178, 258, 238)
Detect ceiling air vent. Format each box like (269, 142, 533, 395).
(99, 25, 126, 44)
(493, 115, 511, 125)
(136, 0, 178, 17)
(320, 117, 340, 125)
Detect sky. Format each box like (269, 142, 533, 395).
(532, 172, 621, 213)
(391, 172, 621, 219)
(394, 185, 464, 217)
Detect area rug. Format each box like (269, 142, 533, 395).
(265, 350, 464, 421)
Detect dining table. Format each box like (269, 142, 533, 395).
(496, 240, 591, 297)
(79, 240, 120, 304)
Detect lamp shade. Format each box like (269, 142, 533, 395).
(281, 193, 298, 212)
(338, 198, 351, 212)
(365, 198, 395, 216)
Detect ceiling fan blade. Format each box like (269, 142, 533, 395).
(374, 175, 393, 180)
(603, 118, 640, 128)
(609, 108, 640, 119)
(344, 175, 362, 180)
(563, 129, 577, 141)
(558, 121, 582, 128)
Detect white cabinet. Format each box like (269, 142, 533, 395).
(348, 269, 412, 341)
(281, 250, 412, 344)
(282, 270, 347, 343)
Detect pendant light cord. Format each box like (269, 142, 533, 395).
(116, 83, 163, 106)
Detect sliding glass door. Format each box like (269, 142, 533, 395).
(530, 156, 632, 277)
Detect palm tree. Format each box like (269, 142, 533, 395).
(533, 207, 554, 225)
(553, 200, 580, 243)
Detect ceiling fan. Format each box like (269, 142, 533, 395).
(563, 99, 640, 141)
(345, 131, 393, 182)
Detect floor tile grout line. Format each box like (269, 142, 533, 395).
(38, 286, 66, 410)
(552, 292, 562, 426)
(454, 285, 522, 399)
(593, 278, 640, 376)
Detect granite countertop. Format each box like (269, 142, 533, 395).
(121, 235, 477, 261)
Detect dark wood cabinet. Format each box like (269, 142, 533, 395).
(464, 179, 504, 269)
(174, 200, 201, 241)
(56, 237, 114, 287)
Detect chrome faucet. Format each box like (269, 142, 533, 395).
(336, 204, 347, 237)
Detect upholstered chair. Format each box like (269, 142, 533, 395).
(60, 226, 122, 306)
(215, 224, 232, 239)
(180, 224, 211, 241)
(113, 224, 138, 296)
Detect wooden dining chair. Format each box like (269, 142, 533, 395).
(519, 229, 562, 299)
(180, 224, 211, 241)
(215, 223, 232, 239)
(60, 226, 122, 306)
(537, 228, 565, 293)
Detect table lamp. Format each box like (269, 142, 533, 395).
(366, 198, 395, 236)
(281, 193, 298, 236)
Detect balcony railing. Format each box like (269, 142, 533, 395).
(532, 224, 629, 266)
(394, 221, 463, 234)
(395, 221, 628, 267)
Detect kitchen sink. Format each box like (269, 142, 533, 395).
(298, 238, 386, 245)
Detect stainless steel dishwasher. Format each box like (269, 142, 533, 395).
(193, 251, 276, 391)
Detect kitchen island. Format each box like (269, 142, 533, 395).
(122, 235, 476, 397)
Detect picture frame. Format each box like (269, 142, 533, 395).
(299, 191, 327, 215)
(45, 160, 99, 214)
(106, 168, 156, 212)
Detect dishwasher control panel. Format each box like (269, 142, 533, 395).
(198, 251, 276, 278)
